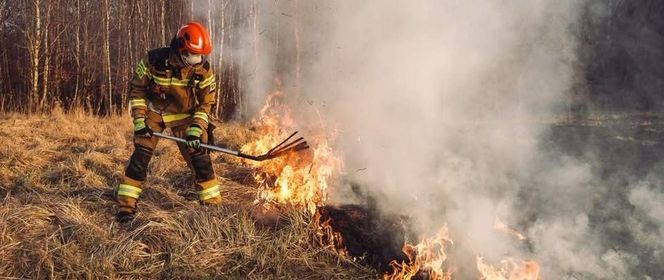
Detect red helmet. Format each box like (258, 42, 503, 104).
(173, 22, 212, 55)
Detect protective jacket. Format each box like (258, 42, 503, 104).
(129, 47, 217, 129)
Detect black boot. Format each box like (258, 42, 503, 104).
(116, 209, 136, 223)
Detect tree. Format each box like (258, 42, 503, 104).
(27, 0, 41, 112)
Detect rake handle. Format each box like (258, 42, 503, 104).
(153, 132, 309, 162)
(153, 132, 260, 160)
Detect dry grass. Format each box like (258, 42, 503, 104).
(0, 110, 375, 279)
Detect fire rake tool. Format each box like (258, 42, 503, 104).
(153, 131, 309, 161)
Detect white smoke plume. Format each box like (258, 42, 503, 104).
(206, 0, 664, 278)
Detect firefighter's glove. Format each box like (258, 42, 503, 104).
(133, 117, 153, 138)
(186, 125, 203, 149)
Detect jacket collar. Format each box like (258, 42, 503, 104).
(168, 49, 187, 69)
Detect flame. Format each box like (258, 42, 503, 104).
(313, 210, 348, 256)
(242, 88, 342, 214)
(493, 217, 526, 241)
(477, 257, 540, 280)
(477, 218, 540, 280)
(382, 223, 541, 280)
(242, 86, 347, 254)
(384, 226, 454, 280)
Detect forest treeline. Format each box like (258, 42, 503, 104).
(0, 0, 270, 120)
(2, 0, 663, 117)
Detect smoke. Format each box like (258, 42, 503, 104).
(208, 0, 664, 278)
(295, 0, 589, 276)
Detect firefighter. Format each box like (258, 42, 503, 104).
(115, 22, 220, 223)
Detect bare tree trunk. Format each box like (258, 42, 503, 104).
(128, 2, 134, 66)
(103, 0, 112, 114)
(216, 1, 227, 117)
(0, 2, 8, 100)
(124, 1, 132, 111)
(73, 0, 81, 108)
(160, 0, 166, 45)
(0, 44, 6, 99)
(54, 31, 63, 108)
(40, 0, 51, 111)
(116, 3, 125, 111)
(29, 0, 41, 113)
(82, 0, 91, 110)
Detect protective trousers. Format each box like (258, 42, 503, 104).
(116, 111, 221, 214)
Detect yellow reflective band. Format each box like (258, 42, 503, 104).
(170, 78, 190, 86)
(198, 185, 220, 201)
(130, 99, 147, 108)
(150, 76, 191, 87)
(152, 80, 169, 86)
(193, 112, 208, 123)
(133, 118, 146, 131)
(187, 126, 203, 137)
(199, 76, 216, 89)
(117, 184, 142, 199)
(151, 75, 171, 86)
(162, 113, 191, 123)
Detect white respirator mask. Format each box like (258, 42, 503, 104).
(181, 52, 204, 66)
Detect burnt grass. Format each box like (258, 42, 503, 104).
(318, 204, 409, 273)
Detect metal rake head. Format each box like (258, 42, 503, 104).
(260, 131, 310, 160)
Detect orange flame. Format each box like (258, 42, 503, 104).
(477, 217, 539, 280)
(242, 89, 343, 214)
(243, 87, 346, 253)
(384, 226, 454, 280)
(313, 210, 348, 256)
(477, 257, 540, 280)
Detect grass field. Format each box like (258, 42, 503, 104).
(0, 110, 375, 279)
